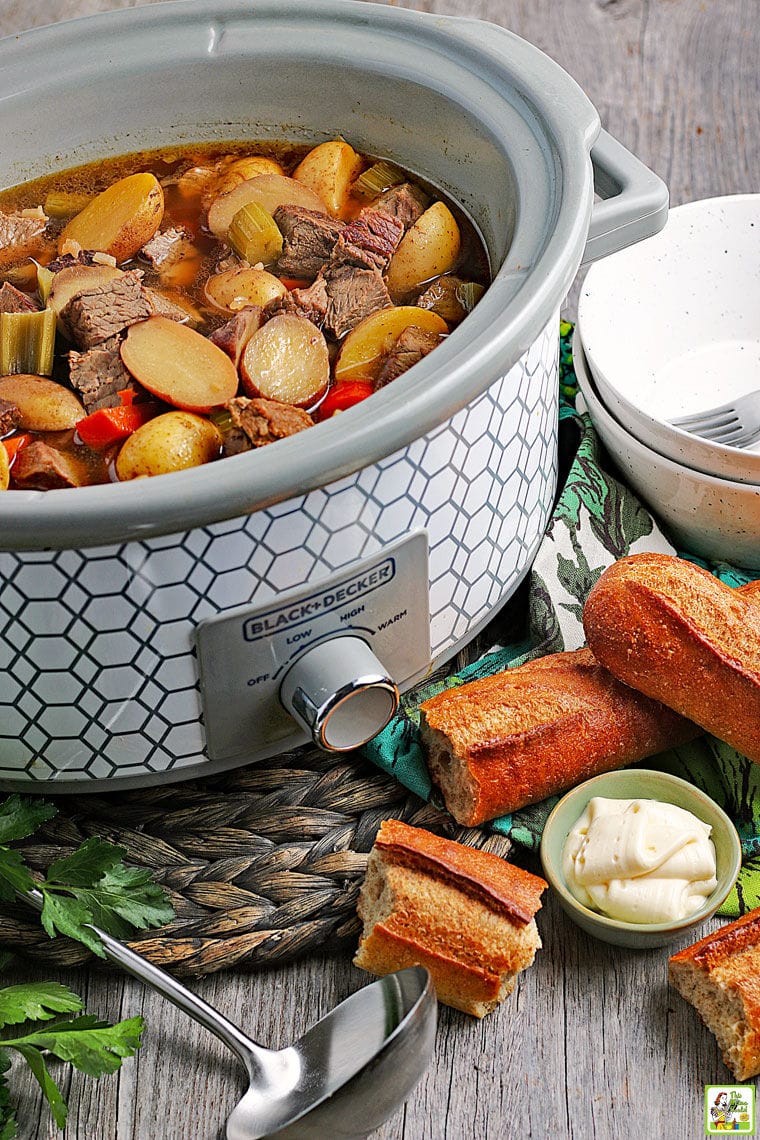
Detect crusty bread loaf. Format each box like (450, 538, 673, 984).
(354, 819, 546, 1017)
(418, 647, 699, 826)
(584, 553, 760, 763)
(669, 908, 760, 1081)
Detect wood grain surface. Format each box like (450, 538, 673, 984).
(2, 2, 759, 1138)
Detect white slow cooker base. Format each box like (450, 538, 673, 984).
(0, 315, 559, 789)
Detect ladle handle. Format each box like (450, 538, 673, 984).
(20, 889, 264, 1073)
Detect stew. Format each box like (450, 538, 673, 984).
(0, 139, 489, 490)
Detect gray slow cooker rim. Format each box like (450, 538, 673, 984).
(0, 0, 597, 551)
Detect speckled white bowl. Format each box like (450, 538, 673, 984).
(577, 195, 760, 485)
(573, 330, 760, 569)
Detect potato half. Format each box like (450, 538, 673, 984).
(0, 374, 85, 431)
(293, 140, 363, 218)
(115, 411, 222, 480)
(335, 307, 448, 383)
(59, 173, 164, 262)
(386, 202, 461, 299)
(121, 316, 239, 412)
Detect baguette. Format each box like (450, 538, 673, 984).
(583, 553, 760, 763)
(418, 647, 699, 826)
(669, 907, 760, 1081)
(354, 819, 546, 1017)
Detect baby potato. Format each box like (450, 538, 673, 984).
(293, 140, 363, 218)
(207, 175, 327, 241)
(240, 314, 329, 408)
(0, 442, 9, 491)
(0, 374, 85, 431)
(335, 306, 448, 383)
(59, 173, 164, 263)
(212, 156, 285, 198)
(386, 202, 461, 300)
(205, 268, 287, 312)
(121, 316, 239, 412)
(177, 165, 217, 201)
(115, 411, 222, 480)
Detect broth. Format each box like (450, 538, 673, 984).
(0, 140, 490, 491)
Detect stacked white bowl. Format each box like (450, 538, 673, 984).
(575, 194, 760, 570)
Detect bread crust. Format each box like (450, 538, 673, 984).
(373, 817, 546, 924)
(584, 554, 760, 763)
(354, 820, 546, 1017)
(418, 647, 698, 826)
(669, 908, 760, 1080)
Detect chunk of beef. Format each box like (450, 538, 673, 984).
(263, 276, 329, 327)
(11, 440, 86, 490)
(221, 426, 252, 457)
(210, 307, 263, 369)
(331, 209, 404, 272)
(0, 212, 51, 270)
(274, 205, 344, 280)
(60, 270, 151, 347)
(0, 397, 21, 435)
(143, 287, 193, 323)
(68, 335, 138, 411)
(375, 324, 444, 388)
(140, 227, 193, 268)
(321, 264, 392, 339)
(0, 282, 40, 314)
(226, 396, 314, 447)
(374, 183, 428, 231)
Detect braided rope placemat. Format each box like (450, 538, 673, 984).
(1, 745, 514, 976)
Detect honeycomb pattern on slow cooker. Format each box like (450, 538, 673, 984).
(0, 321, 558, 785)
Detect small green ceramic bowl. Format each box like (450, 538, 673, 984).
(540, 768, 742, 949)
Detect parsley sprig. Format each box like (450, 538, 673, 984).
(0, 794, 175, 1135)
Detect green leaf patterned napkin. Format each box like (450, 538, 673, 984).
(363, 323, 759, 917)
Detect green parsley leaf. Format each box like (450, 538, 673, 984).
(0, 983, 83, 1029)
(45, 836, 125, 888)
(0, 1052, 15, 1140)
(0, 797, 56, 846)
(0, 849, 34, 903)
(12, 1045, 67, 1129)
(39, 835, 174, 952)
(75, 863, 175, 936)
(39, 893, 105, 959)
(3, 1014, 144, 1078)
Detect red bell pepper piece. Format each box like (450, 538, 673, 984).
(318, 381, 374, 420)
(2, 433, 32, 464)
(76, 404, 156, 449)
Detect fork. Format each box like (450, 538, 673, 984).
(670, 389, 760, 447)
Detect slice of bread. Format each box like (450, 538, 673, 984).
(669, 908, 760, 1080)
(354, 819, 546, 1017)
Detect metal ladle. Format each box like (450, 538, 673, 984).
(23, 889, 436, 1139)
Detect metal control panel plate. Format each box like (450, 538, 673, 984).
(196, 530, 431, 762)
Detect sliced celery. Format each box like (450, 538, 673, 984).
(227, 203, 282, 266)
(455, 281, 486, 313)
(352, 161, 404, 199)
(43, 190, 93, 219)
(0, 308, 56, 376)
(35, 262, 55, 305)
(207, 408, 234, 434)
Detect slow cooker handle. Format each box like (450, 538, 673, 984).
(583, 129, 669, 265)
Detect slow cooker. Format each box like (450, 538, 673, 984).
(0, 0, 667, 790)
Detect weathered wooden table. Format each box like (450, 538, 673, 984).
(2, 1, 759, 1137)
